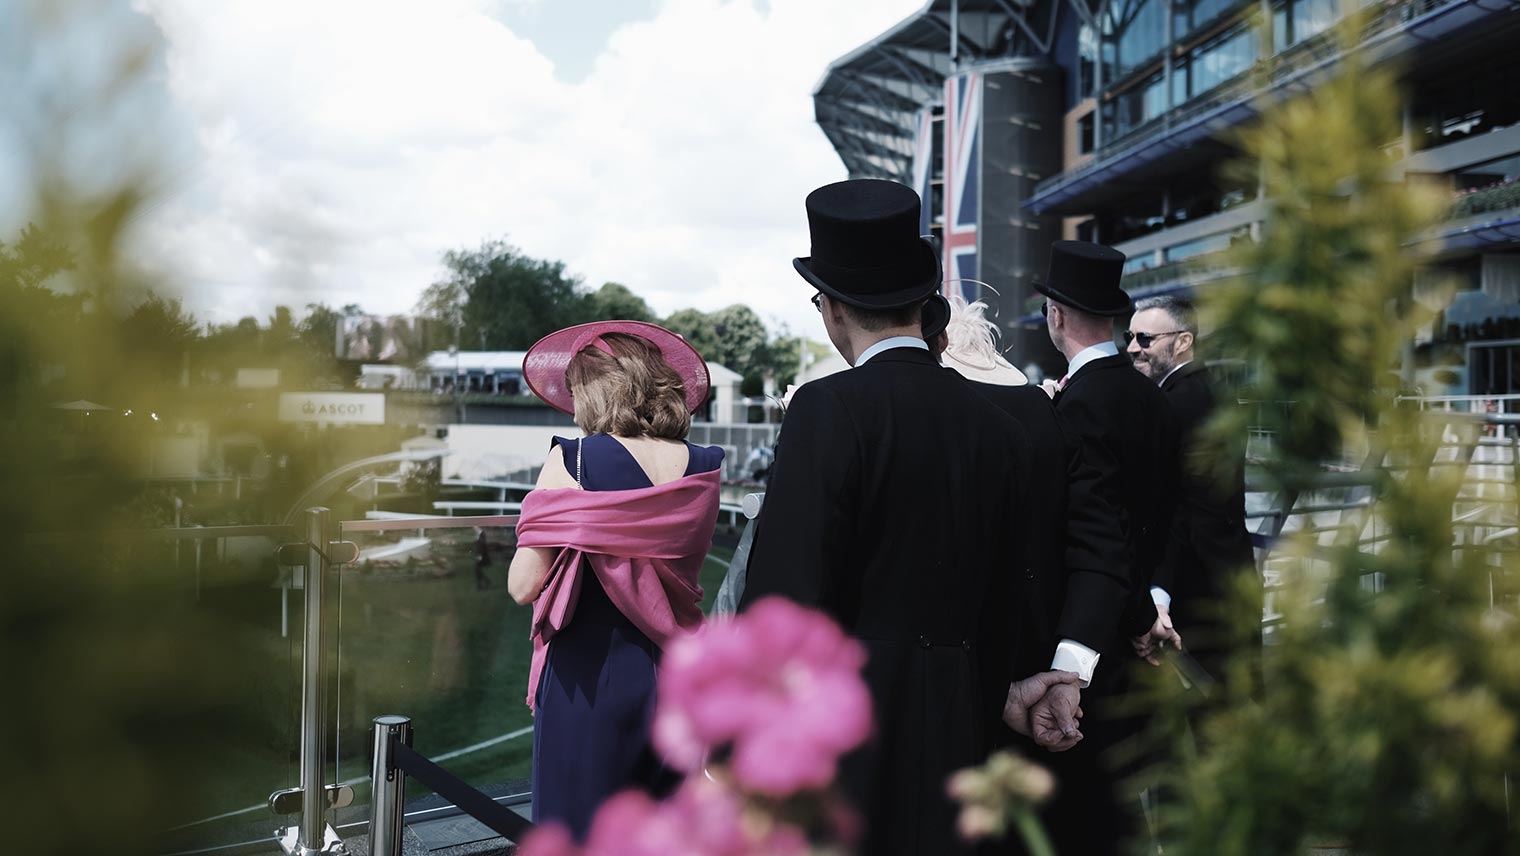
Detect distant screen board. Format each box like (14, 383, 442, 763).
(337, 314, 423, 362)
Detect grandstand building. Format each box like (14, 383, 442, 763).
(814, 0, 1520, 387)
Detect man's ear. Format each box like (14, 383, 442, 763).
(825, 294, 849, 325)
(1177, 330, 1195, 354)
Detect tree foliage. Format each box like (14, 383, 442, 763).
(586, 282, 656, 323)
(418, 238, 587, 349)
(1152, 27, 1520, 856)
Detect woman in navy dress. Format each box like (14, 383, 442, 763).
(509, 323, 723, 840)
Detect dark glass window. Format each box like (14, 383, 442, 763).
(1079, 25, 1100, 96)
(1106, 0, 1168, 81)
(1114, 73, 1168, 137)
(1079, 113, 1096, 154)
(1410, 61, 1520, 151)
(1174, 0, 1251, 39)
(1186, 27, 1256, 98)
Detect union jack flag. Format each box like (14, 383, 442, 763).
(942, 71, 981, 302)
(910, 107, 935, 237)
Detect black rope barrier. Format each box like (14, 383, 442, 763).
(392, 742, 535, 842)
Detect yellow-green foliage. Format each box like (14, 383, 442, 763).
(1154, 23, 1520, 856)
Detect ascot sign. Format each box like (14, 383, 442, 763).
(278, 392, 386, 425)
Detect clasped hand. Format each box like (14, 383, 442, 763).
(1131, 602, 1183, 665)
(1002, 670, 1083, 752)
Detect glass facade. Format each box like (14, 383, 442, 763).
(1113, 73, 1169, 137)
(1272, 0, 1339, 51)
(1174, 0, 1254, 39)
(1105, 0, 1168, 81)
(1176, 27, 1257, 100)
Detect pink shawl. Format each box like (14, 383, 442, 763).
(516, 469, 720, 710)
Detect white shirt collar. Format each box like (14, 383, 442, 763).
(855, 336, 928, 366)
(1065, 340, 1119, 379)
(1159, 359, 1193, 386)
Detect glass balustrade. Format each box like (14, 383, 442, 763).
(326, 513, 740, 837)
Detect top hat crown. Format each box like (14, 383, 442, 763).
(793, 179, 941, 309)
(1032, 240, 1132, 317)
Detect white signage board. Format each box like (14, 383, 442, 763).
(278, 392, 386, 425)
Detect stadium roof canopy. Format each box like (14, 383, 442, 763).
(813, 0, 1093, 182)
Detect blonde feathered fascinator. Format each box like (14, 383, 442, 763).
(940, 295, 1028, 386)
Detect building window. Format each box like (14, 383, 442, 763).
(1079, 113, 1096, 154)
(1079, 24, 1100, 96)
(1174, 0, 1253, 40)
(1273, 0, 1339, 51)
(1411, 60, 1520, 151)
(1291, 0, 1338, 45)
(1181, 27, 1256, 100)
(1106, 0, 1168, 81)
(1164, 227, 1251, 262)
(1113, 73, 1169, 137)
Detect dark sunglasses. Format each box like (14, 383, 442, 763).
(811, 293, 823, 312)
(1123, 330, 1184, 349)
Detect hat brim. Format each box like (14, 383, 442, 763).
(1033, 280, 1134, 317)
(793, 237, 942, 309)
(523, 321, 712, 416)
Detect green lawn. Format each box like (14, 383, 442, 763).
(176, 531, 738, 846)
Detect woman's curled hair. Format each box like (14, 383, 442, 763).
(565, 333, 692, 439)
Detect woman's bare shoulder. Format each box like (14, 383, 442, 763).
(536, 444, 578, 490)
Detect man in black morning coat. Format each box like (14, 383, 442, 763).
(740, 179, 1080, 856)
(1126, 295, 1259, 689)
(922, 292, 1144, 856)
(1037, 241, 1182, 853)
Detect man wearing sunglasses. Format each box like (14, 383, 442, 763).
(1126, 295, 1259, 697)
(1035, 240, 1182, 854)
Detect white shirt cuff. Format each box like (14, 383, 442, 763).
(1150, 586, 1172, 608)
(1051, 639, 1100, 687)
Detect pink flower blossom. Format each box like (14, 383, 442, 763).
(654, 596, 873, 797)
(517, 822, 581, 856)
(572, 778, 808, 856)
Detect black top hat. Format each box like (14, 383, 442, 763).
(1033, 240, 1132, 317)
(920, 293, 950, 340)
(793, 179, 941, 309)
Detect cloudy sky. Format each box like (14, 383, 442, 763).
(6, 0, 927, 342)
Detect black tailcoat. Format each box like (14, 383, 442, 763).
(967, 383, 1131, 676)
(742, 346, 1026, 856)
(1045, 352, 1181, 854)
(1156, 361, 1258, 676)
(1054, 353, 1180, 643)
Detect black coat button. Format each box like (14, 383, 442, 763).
(918, 635, 931, 649)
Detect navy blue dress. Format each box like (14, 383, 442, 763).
(530, 433, 724, 838)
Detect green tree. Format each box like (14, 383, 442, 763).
(586, 282, 656, 322)
(662, 307, 723, 362)
(0, 223, 81, 396)
(119, 293, 198, 384)
(709, 304, 769, 382)
(1151, 27, 1520, 856)
(418, 238, 588, 349)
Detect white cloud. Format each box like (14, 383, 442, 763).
(128, 0, 926, 340)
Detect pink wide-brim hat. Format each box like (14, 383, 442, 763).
(523, 320, 712, 416)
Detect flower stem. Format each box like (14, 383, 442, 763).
(1013, 809, 1056, 856)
